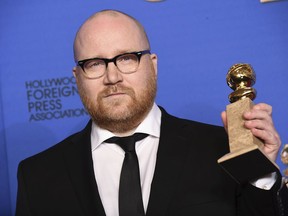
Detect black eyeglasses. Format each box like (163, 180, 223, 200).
(76, 50, 151, 79)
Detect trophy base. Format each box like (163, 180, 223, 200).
(218, 145, 279, 184)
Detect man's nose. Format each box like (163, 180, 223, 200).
(103, 62, 123, 84)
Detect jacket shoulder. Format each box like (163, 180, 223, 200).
(18, 121, 92, 166)
(160, 106, 226, 135)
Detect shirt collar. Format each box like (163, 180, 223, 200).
(91, 103, 161, 151)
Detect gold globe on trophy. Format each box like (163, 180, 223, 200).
(226, 63, 256, 103)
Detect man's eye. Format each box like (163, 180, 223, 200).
(118, 54, 136, 63)
(85, 60, 104, 69)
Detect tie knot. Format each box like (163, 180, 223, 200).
(105, 133, 148, 152)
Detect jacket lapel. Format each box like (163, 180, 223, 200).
(146, 108, 191, 216)
(62, 121, 106, 216)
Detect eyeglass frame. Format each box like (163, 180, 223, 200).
(76, 49, 151, 79)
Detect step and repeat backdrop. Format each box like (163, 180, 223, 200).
(1, 0, 288, 215)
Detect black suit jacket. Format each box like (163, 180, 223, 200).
(16, 108, 287, 216)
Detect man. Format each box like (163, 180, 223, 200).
(16, 9, 288, 216)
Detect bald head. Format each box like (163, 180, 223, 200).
(73, 10, 150, 61)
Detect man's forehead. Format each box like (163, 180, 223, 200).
(77, 14, 138, 41)
(78, 15, 140, 43)
(74, 10, 149, 60)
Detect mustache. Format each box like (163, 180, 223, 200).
(99, 84, 135, 97)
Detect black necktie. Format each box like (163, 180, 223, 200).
(105, 133, 148, 216)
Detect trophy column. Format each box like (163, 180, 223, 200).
(218, 63, 279, 184)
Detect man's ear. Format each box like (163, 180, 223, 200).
(150, 53, 158, 76)
(72, 67, 77, 78)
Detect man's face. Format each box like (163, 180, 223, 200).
(73, 13, 158, 133)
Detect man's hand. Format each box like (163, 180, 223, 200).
(221, 103, 281, 162)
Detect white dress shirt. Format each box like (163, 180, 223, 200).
(91, 103, 161, 216)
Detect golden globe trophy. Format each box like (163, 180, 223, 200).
(218, 63, 278, 184)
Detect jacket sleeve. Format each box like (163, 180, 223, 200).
(15, 161, 32, 216)
(237, 170, 288, 216)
